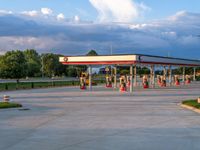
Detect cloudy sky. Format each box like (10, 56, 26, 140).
(0, 0, 200, 59)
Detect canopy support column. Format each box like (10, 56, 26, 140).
(152, 65, 155, 88)
(134, 65, 137, 87)
(182, 67, 185, 84)
(193, 67, 196, 81)
(88, 65, 92, 91)
(169, 65, 172, 86)
(130, 65, 133, 93)
(113, 66, 117, 89)
(150, 65, 155, 88)
(163, 66, 167, 80)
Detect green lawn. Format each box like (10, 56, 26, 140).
(0, 79, 105, 91)
(0, 81, 80, 91)
(182, 100, 200, 109)
(0, 102, 22, 109)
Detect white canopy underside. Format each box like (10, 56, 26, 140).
(59, 54, 200, 67)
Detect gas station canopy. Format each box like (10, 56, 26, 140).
(59, 54, 200, 66)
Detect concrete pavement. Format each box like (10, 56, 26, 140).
(0, 83, 200, 150)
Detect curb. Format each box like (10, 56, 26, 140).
(179, 103, 200, 114)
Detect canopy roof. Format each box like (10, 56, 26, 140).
(59, 54, 200, 66)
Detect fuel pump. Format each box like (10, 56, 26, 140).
(157, 75, 162, 86)
(161, 76, 166, 87)
(80, 73, 87, 90)
(119, 75, 127, 92)
(106, 75, 112, 88)
(174, 75, 180, 86)
(142, 75, 149, 88)
(185, 75, 191, 84)
(126, 75, 131, 87)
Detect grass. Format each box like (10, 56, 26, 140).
(0, 81, 80, 91)
(0, 102, 22, 109)
(182, 99, 200, 109)
(0, 79, 105, 91)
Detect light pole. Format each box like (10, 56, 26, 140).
(41, 55, 44, 78)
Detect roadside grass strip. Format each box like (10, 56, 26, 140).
(0, 102, 22, 109)
(182, 100, 200, 109)
(181, 99, 200, 114)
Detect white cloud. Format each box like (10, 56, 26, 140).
(177, 35, 199, 45)
(89, 0, 150, 23)
(89, 0, 138, 22)
(137, 2, 151, 11)
(0, 36, 58, 51)
(21, 10, 38, 17)
(168, 11, 187, 21)
(0, 10, 13, 15)
(41, 8, 53, 15)
(57, 13, 65, 21)
(128, 23, 148, 29)
(74, 15, 80, 22)
(161, 32, 177, 40)
(0, 11, 200, 58)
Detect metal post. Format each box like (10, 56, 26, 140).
(182, 67, 185, 84)
(150, 65, 152, 86)
(42, 56, 44, 78)
(88, 65, 92, 91)
(130, 65, 133, 93)
(134, 65, 137, 87)
(151, 65, 155, 88)
(169, 65, 172, 86)
(149, 65, 152, 87)
(193, 67, 196, 81)
(163, 66, 166, 79)
(114, 66, 117, 89)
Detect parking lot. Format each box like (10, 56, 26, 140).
(0, 83, 200, 150)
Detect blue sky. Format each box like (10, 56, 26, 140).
(142, 0, 200, 19)
(0, 0, 200, 58)
(1, 0, 200, 21)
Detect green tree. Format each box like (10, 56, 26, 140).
(42, 53, 66, 77)
(0, 50, 27, 81)
(24, 49, 41, 77)
(138, 67, 150, 75)
(86, 50, 98, 56)
(75, 65, 87, 76)
(120, 69, 129, 75)
(54, 54, 67, 76)
(66, 66, 77, 77)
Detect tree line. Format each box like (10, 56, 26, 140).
(0, 49, 98, 80)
